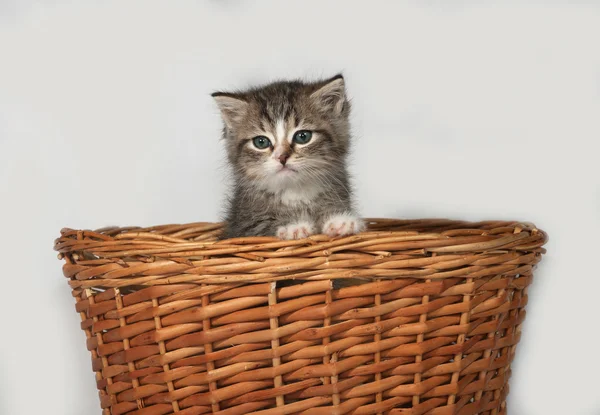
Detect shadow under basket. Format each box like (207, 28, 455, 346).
(54, 218, 548, 415)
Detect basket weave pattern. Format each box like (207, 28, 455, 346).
(55, 219, 547, 415)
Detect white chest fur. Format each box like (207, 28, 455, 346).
(279, 184, 322, 206)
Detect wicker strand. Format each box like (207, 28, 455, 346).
(412, 278, 430, 407)
(151, 297, 181, 412)
(447, 276, 473, 407)
(268, 283, 285, 407)
(374, 289, 383, 415)
(201, 286, 220, 413)
(115, 289, 145, 412)
(323, 288, 341, 407)
(83, 289, 113, 415)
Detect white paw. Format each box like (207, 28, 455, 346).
(322, 214, 365, 237)
(276, 221, 316, 240)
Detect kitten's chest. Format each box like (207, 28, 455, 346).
(279, 186, 322, 206)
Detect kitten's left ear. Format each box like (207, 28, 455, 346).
(310, 74, 347, 115)
(212, 92, 248, 129)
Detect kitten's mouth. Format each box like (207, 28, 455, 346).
(277, 166, 297, 174)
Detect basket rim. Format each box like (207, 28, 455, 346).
(55, 218, 548, 288)
(54, 217, 547, 258)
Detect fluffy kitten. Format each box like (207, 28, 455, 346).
(213, 74, 365, 240)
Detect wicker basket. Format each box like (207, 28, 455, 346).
(54, 218, 547, 415)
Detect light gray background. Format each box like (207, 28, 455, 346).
(1, 1, 598, 414)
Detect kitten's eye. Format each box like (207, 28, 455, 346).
(293, 130, 313, 145)
(252, 136, 271, 150)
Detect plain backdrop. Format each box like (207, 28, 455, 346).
(1, 1, 599, 414)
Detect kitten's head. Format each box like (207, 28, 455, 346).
(212, 74, 351, 194)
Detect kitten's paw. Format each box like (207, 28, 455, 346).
(276, 222, 316, 240)
(322, 213, 365, 237)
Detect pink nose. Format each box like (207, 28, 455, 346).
(279, 154, 289, 165)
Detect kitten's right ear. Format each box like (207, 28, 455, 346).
(212, 92, 248, 129)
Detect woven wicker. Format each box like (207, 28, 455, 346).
(54, 218, 547, 415)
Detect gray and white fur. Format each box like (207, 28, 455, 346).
(213, 74, 364, 240)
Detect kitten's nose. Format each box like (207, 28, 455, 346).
(279, 154, 289, 165)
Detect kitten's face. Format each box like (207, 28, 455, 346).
(213, 75, 351, 194)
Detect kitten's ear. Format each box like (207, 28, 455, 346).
(310, 74, 347, 115)
(212, 92, 248, 128)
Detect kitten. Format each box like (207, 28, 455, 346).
(213, 74, 365, 240)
